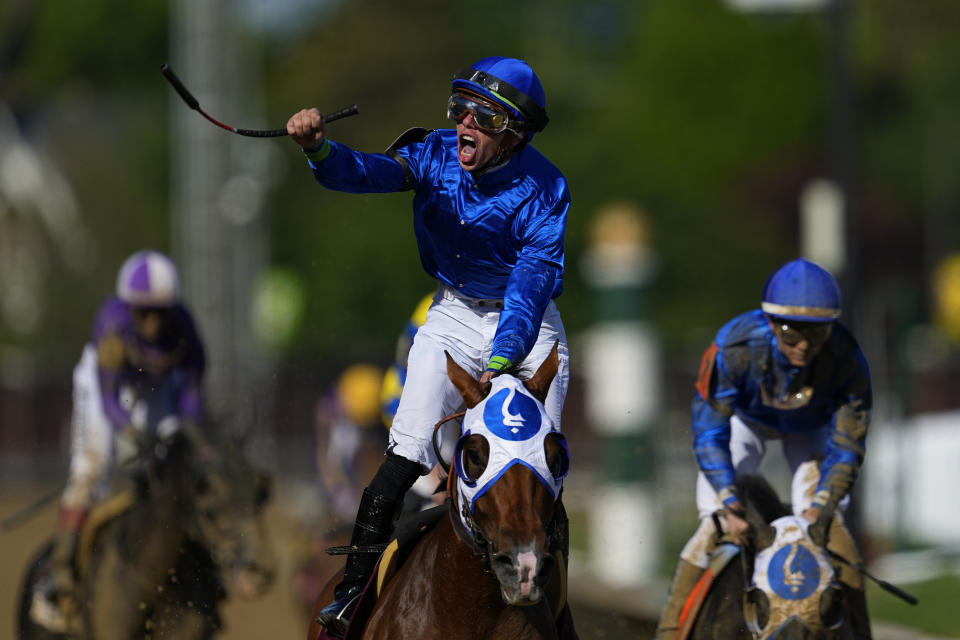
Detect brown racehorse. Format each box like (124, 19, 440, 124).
(308, 344, 573, 640)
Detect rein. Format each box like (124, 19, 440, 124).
(432, 411, 465, 474)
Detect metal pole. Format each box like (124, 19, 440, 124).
(169, 0, 271, 441)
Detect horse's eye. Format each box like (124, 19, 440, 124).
(743, 587, 770, 632)
(819, 586, 845, 630)
(465, 447, 487, 480)
(454, 434, 489, 485)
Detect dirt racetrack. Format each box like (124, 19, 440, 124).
(1, 487, 655, 640)
(1, 487, 310, 640)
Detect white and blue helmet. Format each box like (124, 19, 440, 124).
(116, 250, 181, 307)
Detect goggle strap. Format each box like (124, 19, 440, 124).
(453, 68, 548, 132)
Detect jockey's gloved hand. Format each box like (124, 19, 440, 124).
(806, 511, 831, 547)
(481, 355, 512, 384)
(115, 426, 144, 466)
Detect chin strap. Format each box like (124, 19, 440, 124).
(473, 135, 527, 176)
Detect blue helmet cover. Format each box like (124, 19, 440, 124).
(452, 56, 547, 132)
(761, 258, 841, 323)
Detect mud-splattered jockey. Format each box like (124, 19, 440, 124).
(656, 258, 872, 639)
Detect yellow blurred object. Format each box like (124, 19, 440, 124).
(933, 253, 960, 343)
(410, 293, 433, 327)
(337, 364, 385, 427)
(380, 364, 404, 429)
(588, 201, 650, 249)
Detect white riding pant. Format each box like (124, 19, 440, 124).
(388, 285, 569, 472)
(682, 415, 851, 569)
(61, 345, 115, 512)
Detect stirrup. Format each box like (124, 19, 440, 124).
(316, 588, 363, 637)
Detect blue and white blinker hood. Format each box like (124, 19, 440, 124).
(454, 376, 568, 519)
(746, 515, 841, 635)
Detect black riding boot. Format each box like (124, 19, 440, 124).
(317, 452, 422, 637)
(317, 489, 400, 636)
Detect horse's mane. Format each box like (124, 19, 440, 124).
(734, 474, 791, 524)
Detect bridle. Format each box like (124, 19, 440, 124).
(431, 412, 492, 560)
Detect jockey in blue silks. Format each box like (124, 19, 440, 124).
(656, 259, 873, 639)
(286, 56, 571, 636)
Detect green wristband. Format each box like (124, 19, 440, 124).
(486, 356, 512, 372)
(303, 139, 331, 163)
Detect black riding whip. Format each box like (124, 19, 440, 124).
(160, 63, 358, 137)
(827, 549, 919, 605)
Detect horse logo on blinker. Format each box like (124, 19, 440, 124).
(482, 387, 543, 441)
(769, 543, 820, 600)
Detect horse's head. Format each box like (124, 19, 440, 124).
(445, 344, 568, 606)
(191, 436, 276, 600)
(737, 477, 847, 639)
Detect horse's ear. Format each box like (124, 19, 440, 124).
(523, 341, 559, 404)
(446, 351, 487, 409)
(743, 499, 777, 551)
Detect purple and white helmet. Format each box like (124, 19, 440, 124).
(116, 250, 181, 307)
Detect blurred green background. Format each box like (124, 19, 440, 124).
(2, 0, 959, 635)
(4, 0, 957, 364)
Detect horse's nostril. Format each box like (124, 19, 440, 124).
(492, 553, 514, 569)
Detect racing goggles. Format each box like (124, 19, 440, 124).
(771, 319, 833, 347)
(132, 306, 171, 320)
(447, 93, 512, 133)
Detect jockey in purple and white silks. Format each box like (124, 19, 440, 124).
(287, 56, 570, 636)
(656, 259, 873, 640)
(32, 250, 206, 634)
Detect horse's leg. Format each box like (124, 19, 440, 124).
(17, 542, 64, 640)
(83, 544, 145, 640)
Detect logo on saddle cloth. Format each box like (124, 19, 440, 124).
(456, 377, 567, 518)
(752, 516, 835, 602)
